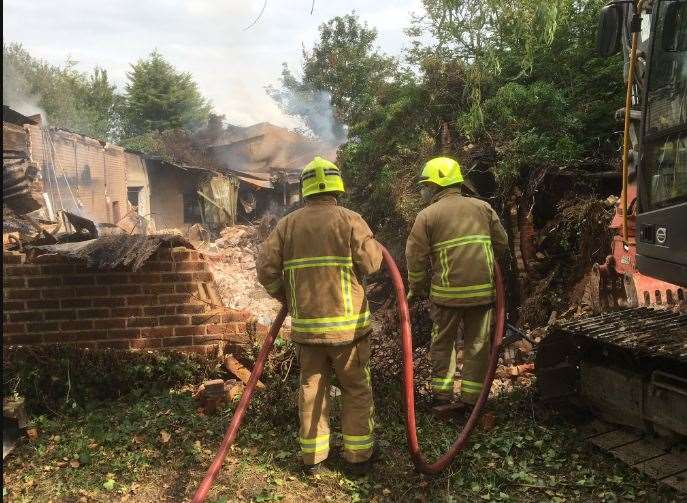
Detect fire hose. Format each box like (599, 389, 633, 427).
(192, 244, 505, 502)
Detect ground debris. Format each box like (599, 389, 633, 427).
(225, 354, 265, 389)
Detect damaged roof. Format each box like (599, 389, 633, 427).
(29, 233, 193, 271)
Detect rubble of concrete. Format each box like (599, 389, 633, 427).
(199, 225, 289, 329)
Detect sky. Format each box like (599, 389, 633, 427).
(3, 0, 424, 128)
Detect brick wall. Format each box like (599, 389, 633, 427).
(3, 246, 253, 354)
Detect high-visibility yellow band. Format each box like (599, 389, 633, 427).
(299, 434, 330, 453)
(432, 235, 491, 251)
(461, 380, 483, 394)
(431, 283, 493, 293)
(284, 256, 352, 270)
(292, 310, 371, 326)
(432, 377, 454, 391)
(430, 286, 495, 299)
(408, 270, 426, 281)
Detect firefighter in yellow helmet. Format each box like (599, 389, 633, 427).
(257, 156, 382, 475)
(405, 157, 508, 414)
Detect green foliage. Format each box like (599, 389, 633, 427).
(3, 43, 121, 140)
(271, 1, 624, 251)
(123, 50, 211, 136)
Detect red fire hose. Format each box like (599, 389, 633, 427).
(191, 245, 505, 501)
(382, 246, 506, 475)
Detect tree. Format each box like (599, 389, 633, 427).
(123, 50, 211, 137)
(3, 43, 121, 140)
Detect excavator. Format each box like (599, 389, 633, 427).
(535, 0, 687, 491)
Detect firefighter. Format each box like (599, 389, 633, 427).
(257, 156, 382, 475)
(405, 157, 508, 413)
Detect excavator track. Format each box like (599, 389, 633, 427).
(536, 307, 687, 492)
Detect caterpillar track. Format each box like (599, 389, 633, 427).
(536, 308, 687, 492)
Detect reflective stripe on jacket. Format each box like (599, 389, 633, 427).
(257, 195, 382, 345)
(405, 188, 508, 307)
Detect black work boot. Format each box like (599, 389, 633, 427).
(431, 399, 473, 421)
(344, 449, 378, 477)
(302, 461, 324, 476)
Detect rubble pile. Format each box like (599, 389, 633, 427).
(201, 225, 288, 328)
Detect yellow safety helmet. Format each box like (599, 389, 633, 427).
(419, 157, 464, 187)
(301, 156, 345, 198)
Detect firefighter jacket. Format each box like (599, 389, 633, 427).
(405, 188, 508, 307)
(257, 195, 382, 345)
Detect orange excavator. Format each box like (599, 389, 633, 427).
(535, 0, 687, 491)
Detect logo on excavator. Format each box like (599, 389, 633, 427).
(656, 226, 667, 245)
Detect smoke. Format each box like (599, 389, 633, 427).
(266, 83, 347, 147)
(2, 56, 48, 124)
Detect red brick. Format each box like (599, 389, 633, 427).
(95, 274, 129, 285)
(75, 286, 106, 297)
(154, 248, 173, 260)
(3, 301, 25, 311)
(27, 299, 61, 310)
(111, 307, 142, 317)
(77, 308, 110, 319)
(174, 325, 206, 336)
(192, 314, 219, 325)
(140, 326, 173, 338)
(92, 297, 126, 307)
(127, 317, 158, 328)
(44, 310, 77, 321)
(93, 319, 126, 329)
(193, 334, 225, 345)
(206, 323, 239, 335)
(7, 312, 43, 322)
(42, 287, 76, 299)
(4, 333, 42, 344)
(3, 253, 24, 264)
(174, 283, 199, 294)
(127, 295, 157, 306)
(4, 277, 25, 288)
(27, 276, 60, 287)
(107, 328, 141, 339)
(27, 321, 59, 332)
(141, 284, 174, 295)
(109, 285, 142, 296)
(5, 265, 40, 276)
(60, 298, 92, 309)
(143, 305, 176, 316)
(171, 248, 198, 260)
(32, 254, 66, 264)
(193, 272, 214, 283)
(140, 261, 173, 272)
(103, 339, 131, 349)
(130, 338, 162, 349)
(176, 304, 206, 315)
(159, 294, 192, 305)
(161, 273, 195, 283)
(60, 320, 94, 331)
(3, 323, 26, 334)
(63, 275, 96, 286)
(162, 335, 194, 347)
(41, 264, 75, 275)
(175, 261, 206, 272)
(44, 330, 105, 343)
(130, 273, 161, 284)
(159, 315, 190, 326)
(6, 289, 41, 300)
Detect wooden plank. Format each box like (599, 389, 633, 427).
(590, 430, 641, 449)
(660, 470, 687, 494)
(610, 439, 665, 465)
(635, 453, 687, 480)
(579, 419, 616, 439)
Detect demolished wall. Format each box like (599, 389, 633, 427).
(2, 243, 255, 354)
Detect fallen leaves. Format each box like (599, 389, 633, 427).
(160, 430, 171, 444)
(26, 428, 38, 440)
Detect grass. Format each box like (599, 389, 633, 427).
(2, 349, 683, 503)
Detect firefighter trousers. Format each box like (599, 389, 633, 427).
(429, 303, 493, 404)
(296, 336, 374, 465)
